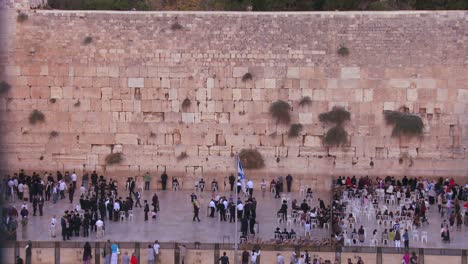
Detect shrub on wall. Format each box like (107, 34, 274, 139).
(105, 153, 123, 165)
(299, 96, 312, 107)
(269, 100, 291, 125)
(384, 110, 424, 137)
(49, 131, 59, 138)
(29, 110, 45, 125)
(49, 98, 57, 104)
(0, 81, 11, 94)
(83, 36, 93, 45)
(242, 72, 253, 82)
(171, 22, 183, 30)
(239, 149, 265, 169)
(176, 152, 188, 161)
(17, 13, 28, 23)
(323, 125, 348, 147)
(337, 45, 349, 56)
(74, 100, 81, 107)
(288, 124, 303, 138)
(319, 106, 350, 126)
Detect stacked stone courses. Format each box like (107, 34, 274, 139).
(1, 9, 467, 189)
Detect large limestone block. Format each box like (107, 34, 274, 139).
(50, 87, 63, 99)
(115, 133, 138, 145)
(128, 77, 144, 88)
(286, 67, 300, 78)
(233, 67, 248, 78)
(340, 67, 360, 79)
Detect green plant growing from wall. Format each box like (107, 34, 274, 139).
(239, 149, 265, 169)
(269, 100, 291, 125)
(319, 106, 351, 147)
(337, 45, 349, 56)
(29, 110, 45, 125)
(176, 152, 188, 161)
(0, 81, 11, 94)
(299, 96, 312, 107)
(288, 124, 303, 138)
(242, 72, 253, 82)
(74, 100, 81, 107)
(384, 110, 424, 138)
(17, 13, 28, 23)
(105, 153, 123, 165)
(323, 125, 348, 147)
(49, 98, 56, 104)
(49, 131, 59, 138)
(83, 36, 93, 45)
(171, 22, 183, 30)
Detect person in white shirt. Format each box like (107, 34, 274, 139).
(59, 181, 67, 199)
(50, 215, 57, 237)
(209, 200, 216, 218)
(18, 183, 24, 200)
(247, 180, 254, 197)
(153, 240, 160, 263)
(251, 250, 261, 264)
(96, 219, 104, 228)
(21, 202, 28, 210)
(261, 179, 267, 197)
(80, 185, 86, 195)
(71, 171, 77, 190)
(277, 253, 285, 264)
(237, 202, 244, 219)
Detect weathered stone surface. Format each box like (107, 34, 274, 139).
(0, 10, 467, 188)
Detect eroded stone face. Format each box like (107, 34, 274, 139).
(1, 9, 467, 189)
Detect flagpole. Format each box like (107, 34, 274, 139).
(234, 156, 238, 264)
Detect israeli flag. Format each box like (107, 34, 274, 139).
(237, 156, 245, 180)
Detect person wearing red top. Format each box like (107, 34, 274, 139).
(449, 178, 455, 187)
(130, 253, 138, 264)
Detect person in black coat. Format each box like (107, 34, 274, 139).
(241, 217, 248, 236)
(161, 172, 168, 190)
(144, 200, 149, 221)
(83, 242, 92, 264)
(249, 217, 256, 235)
(228, 174, 236, 192)
(286, 174, 293, 192)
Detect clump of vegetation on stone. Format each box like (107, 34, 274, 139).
(242, 72, 253, 82)
(319, 106, 351, 148)
(83, 36, 93, 45)
(269, 100, 291, 125)
(181, 98, 191, 111)
(384, 110, 424, 137)
(74, 100, 81, 107)
(337, 45, 349, 56)
(17, 13, 28, 23)
(176, 152, 188, 161)
(171, 22, 183, 30)
(0, 81, 11, 94)
(323, 126, 348, 147)
(49, 131, 59, 138)
(288, 124, 303, 138)
(105, 153, 123, 165)
(239, 149, 265, 169)
(49, 98, 56, 104)
(29, 110, 45, 125)
(319, 106, 350, 126)
(299, 96, 312, 107)
(149, 132, 156, 138)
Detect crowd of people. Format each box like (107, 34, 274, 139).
(331, 175, 468, 248)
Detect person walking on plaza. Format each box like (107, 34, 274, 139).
(83, 242, 92, 264)
(276, 252, 285, 264)
(161, 172, 168, 191)
(68, 184, 74, 204)
(218, 252, 229, 264)
(144, 172, 151, 191)
(144, 200, 150, 221)
(242, 249, 250, 264)
(179, 244, 186, 264)
(134, 190, 142, 208)
(394, 229, 401, 248)
(403, 229, 409, 249)
(251, 250, 261, 264)
(286, 174, 293, 192)
(153, 240, 160, 263)
(25, 241, 32, 264)
(131, 252, 138, 264)
(111, 242, 119, 264)
(147, 244, 155, 264)
(193, 198, 201, 222)
(104, 240, 112, 264)
(121, 252, 130, 264)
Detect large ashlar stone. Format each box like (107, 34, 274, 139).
(128, 78, 144, 88)
(340, 67, 360, 79)
(286, 67, 300, 78)
(50, 87, 63, 99)
(115, 133, 138, 145)
(233, 67, 248, 78)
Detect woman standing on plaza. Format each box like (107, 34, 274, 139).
(83, 242, 92, 264)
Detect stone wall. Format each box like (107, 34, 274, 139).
(1, 8, 467, 188)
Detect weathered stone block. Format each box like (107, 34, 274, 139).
(128, 78, 144, 88)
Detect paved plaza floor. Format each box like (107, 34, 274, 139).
(10, 188, 330, 244)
